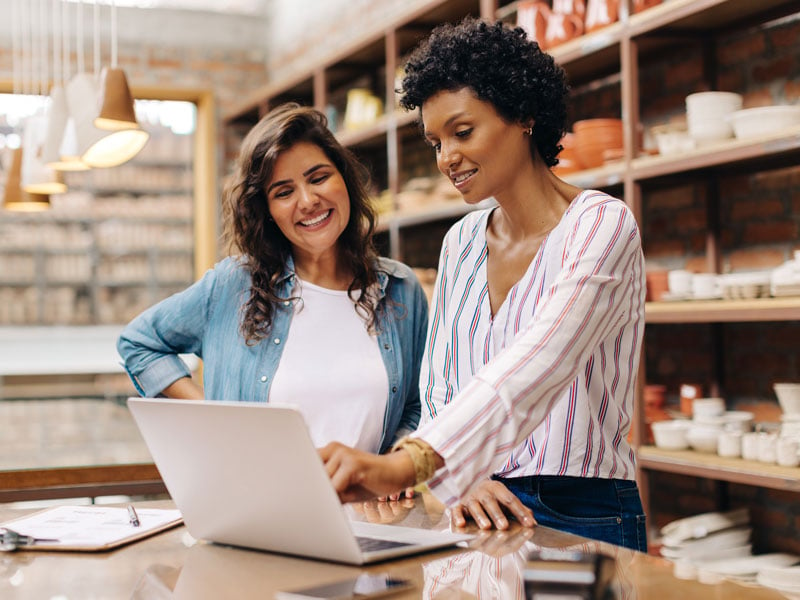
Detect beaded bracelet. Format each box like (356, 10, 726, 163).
(391, 436, 438, 485)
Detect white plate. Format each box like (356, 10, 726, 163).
(660, 527, 752, 558)
(757, 565, 800, 589)
(659, 508, 749, 543)
(698, 553, 799, 578)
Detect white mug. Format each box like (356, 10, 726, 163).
(668, 269, 693, 296)
(717, 431, 742, 458)
(741, 432, 760, 460)
(692, 273, 719, 299)
(758, 432, 778, 464)
(777, 437, 800, 468)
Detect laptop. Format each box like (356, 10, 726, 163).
(127, 397, 472, 564)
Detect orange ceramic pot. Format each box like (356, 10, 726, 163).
(517, 1, 550, 49)
(572, 118, 623, 169)
(585, 0, 619, 33)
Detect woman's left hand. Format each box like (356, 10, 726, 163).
(451, 479, 536, 530)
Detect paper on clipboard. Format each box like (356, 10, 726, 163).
(1, 505, 183, 551)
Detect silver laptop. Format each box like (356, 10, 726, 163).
(128, 397, 471, 564)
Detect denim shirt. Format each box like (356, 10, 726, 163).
(117, 255, 428, 453)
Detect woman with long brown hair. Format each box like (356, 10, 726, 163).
(119, 103, 428, 454)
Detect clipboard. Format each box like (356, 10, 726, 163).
(0, 505, 183, 551)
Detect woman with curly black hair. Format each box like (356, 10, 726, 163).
(322, 17, 648, 551)
(119, 103, 428, 458)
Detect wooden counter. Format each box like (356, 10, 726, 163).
(0, 496, 786, 599)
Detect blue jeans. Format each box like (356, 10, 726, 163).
(498, 475, 648, 552)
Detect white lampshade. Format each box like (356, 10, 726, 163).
(51, 115, 91, 172)
(66, 73, 114, 159)
(20, 114, 68, 195)
(41, 85, 69, 166)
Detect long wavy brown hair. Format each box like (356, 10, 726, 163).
(222, 103, 380, 345)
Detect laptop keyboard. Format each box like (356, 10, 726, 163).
(356, 536, 413, 552)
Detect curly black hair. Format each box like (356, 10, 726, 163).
(399, 16, 569, 168)
(222, 103, 380, 344)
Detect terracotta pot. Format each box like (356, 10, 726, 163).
(679, 383, 703, 416)
(552, 0, 586, 18)
(585, 0, 619, 33)
(545, 11, 584, 48)
(633, 0, 662, 13)
(517, 1, 550, 49)
(645, 269, 669, 302)
(572, 118, 623, 169)
(644, 384, 667, 408)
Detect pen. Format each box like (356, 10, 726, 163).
(127, 504, 140, 527)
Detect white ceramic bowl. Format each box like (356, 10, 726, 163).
(775, 383, 800, 415)
(686, 91, 744, 112)
(729, 105, 800, 140)
(722, 410, 755, 433)
(687, 425, 721, 453)
(692, 397, 726, 418)
(686, 92, 743, 145)
(652, 420, 691, 450)
(654, 131, 696, 156)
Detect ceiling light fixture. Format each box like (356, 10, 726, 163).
(83, 0, 149, 167)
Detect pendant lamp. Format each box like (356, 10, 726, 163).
(20, 112, 68, 195)
(82, 66, 149, 167)
(67, 70, 147, 169)
(45, 0, 89, 172)
(2, 147, 51, 211)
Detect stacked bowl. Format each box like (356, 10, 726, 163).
(572, 118, 623, 169)
(685, 92, 742, 146)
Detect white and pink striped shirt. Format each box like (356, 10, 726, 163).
(415, 190, 645, 505)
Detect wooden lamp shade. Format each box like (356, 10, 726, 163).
(94, 67, 141, 131)
(3, 147, 51, 211)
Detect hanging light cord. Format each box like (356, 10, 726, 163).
(111, 0, 118, 69)
(93, 0, 100, 77)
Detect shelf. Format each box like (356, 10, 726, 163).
(97, 280, 191, 288)
(646, 297, 800, 323)
(549, 22, 625, 84)
(335, 110, 419, 148)
(376, 197, 496, 232)
(561, 162, 626, 189)
(631, 125, 800, 182)
(638, 446, 800, 492)
(628, 0, 799, 38)
(97, 247, 193, 256)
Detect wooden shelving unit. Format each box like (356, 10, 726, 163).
(222, 0, 800, 530)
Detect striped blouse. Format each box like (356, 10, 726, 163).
(415, 190, 645, 505)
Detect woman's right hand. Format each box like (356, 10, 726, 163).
(319, 442, 417, 503)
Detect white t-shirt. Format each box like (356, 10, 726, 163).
(269, 278, 389, 452)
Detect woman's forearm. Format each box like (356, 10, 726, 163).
(161, 377, 204, 400)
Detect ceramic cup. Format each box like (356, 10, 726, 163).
(692, 273, 719, 299)
(717, 430, 742, 458)
(668, 269, 693, 297)
(742, 432, 760, 460)
(777, 437, 800, 467)
(757, 432, 778, 464)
